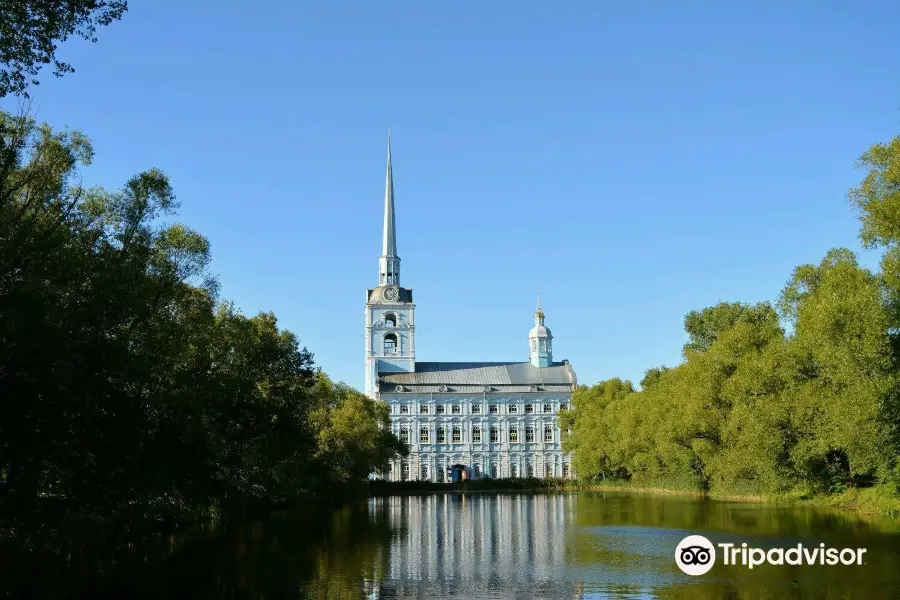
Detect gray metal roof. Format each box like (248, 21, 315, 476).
(378, 361, 576, 393)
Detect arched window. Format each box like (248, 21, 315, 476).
(384, 313, 397, 327)
(383, 333, 398, 355)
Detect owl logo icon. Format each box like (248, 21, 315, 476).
(675, 535, 716, 576)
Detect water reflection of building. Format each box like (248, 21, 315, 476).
(364, 494, 584, 598)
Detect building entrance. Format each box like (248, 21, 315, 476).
(449, 464, 471, 483)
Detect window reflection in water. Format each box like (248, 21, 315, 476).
(362, 494, 580, 598)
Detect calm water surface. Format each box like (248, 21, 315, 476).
(89, 492, 900, 599)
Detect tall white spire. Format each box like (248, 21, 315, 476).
(379, 129, 400, 286)
(382, 129, 397, 257)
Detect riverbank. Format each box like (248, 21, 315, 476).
(369, 477, 718, 498)
(785, 486, 900, 519)
(572, 481, 900, 518)
(369, 477, 576, 495)
(369, 478, 900, 518)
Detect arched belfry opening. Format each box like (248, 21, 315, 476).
(383, 333, 398, 355)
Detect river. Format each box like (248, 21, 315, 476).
(76, 491, 900, 599)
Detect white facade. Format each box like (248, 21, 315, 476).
(364, 134, 575, 481)
(379, 389, 573, 481)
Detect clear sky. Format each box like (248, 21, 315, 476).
(5, 1, 899, 390)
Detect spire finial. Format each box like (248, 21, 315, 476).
(529, 291, 552, 367)
(535, 291, 545, 323)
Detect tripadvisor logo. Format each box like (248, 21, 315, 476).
(675, 535, 868, 576)
(675, 535, 716, 575)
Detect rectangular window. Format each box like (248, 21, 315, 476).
(509, 428, 519, 443)
(420, 405, 429, 414)
(401, 462, 409, 481)
(526, 426, 535, 442)
(400, 427, 409, 443)
(490, 427, 499, 443)
(489, 404, 498, 414)
(421, 465, 429, 481)
(562, 463, 569, 478)
(420, 427, 429, 443)
(525, 404, 534, 414)
(544, 425, 553, 442)
(491, 464, 498, 479)
(452, 426, 461, 443)
(400, 404, 409, 414)
(508, 404, 518, 414)
(471, 404, 481, 414)
(543, 403, 553, 414)
(436, 404, 445, 414)
(545, 464, 552, 478)
(452, 404, 461, 414)
(510, 464, 518, 478)
(560, 404, 568, 411)
(472, 427, 481, 443)
(437, 427, 445, 443)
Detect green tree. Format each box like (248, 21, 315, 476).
(639, 366, 669, 390)
(310, 377, 409, 491)
(0, 110, 407, 547)
(779, 249, 897, 490)
(683, 302, 770, 355)
(561, 379, 634, 479)
(0, 1, 128, 97)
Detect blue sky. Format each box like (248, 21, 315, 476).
(6, 1, 899, 390)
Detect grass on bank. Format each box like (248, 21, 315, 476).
(776, 485, 900, 519)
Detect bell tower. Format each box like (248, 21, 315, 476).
(529, 295, 553, 368)
(365, 132, 415, 398)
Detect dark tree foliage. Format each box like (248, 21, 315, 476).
(0, 1, 128, 97)
(0, 110, 407, 551)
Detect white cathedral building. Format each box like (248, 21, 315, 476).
(364, 136, 576, 482)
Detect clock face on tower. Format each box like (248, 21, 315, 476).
(384, 286, 399, 301)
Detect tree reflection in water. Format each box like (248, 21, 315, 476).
(60, 492, 900, 599)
